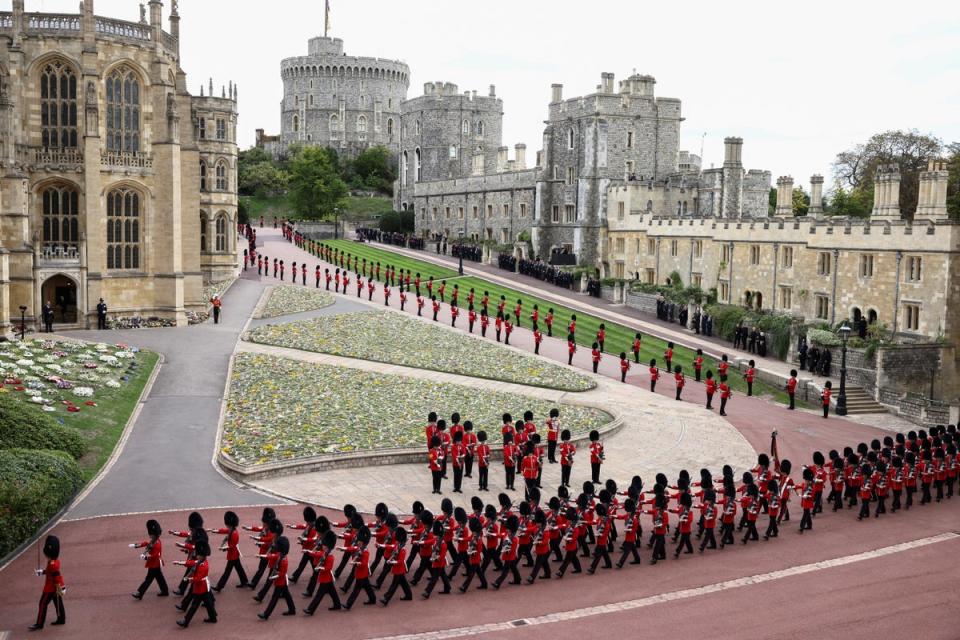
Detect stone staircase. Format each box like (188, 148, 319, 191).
(837, 385, 887, 415)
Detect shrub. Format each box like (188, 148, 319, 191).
(0, 449, 83, 557)
(807, 328, 841, 347)
(705, 304, 748, 341)
(0, 395, 85, 459)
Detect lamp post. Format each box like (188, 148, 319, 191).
(458, 230, 465, 276)
(332, 208, 341, 241)
(19, 305, 27, 340)
(836, 323, 851, 416)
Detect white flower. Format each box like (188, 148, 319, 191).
(42, 406, 56, 412)
(106, 380, 121, 388)
(99, 355, 119, 365)
(114, 351, 135, 359)
(16, 359, 34, 366)
(30, 395, 45, 404)
(73, 387, 94, 398)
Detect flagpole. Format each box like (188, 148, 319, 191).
(325, 0, 330, 38)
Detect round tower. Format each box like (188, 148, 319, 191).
(279, 36, 410, 162)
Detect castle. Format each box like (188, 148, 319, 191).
(0, 0, 239, 330)
(258, 36, 409, 162)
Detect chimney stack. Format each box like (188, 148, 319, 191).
(497, 146, 509, 172)
(514, 143, 527, 170)
(808, 175, 824, 217)
(489, 84, 496, 97)
(775, 176, 794, 217)
(723, 137, 743, 167)
(871, 165, 902, 219)
(551, 84, 563, 103)
(601, 72, 615, 94)
(915, 159, 949, 220)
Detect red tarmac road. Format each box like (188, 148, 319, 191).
(2, 228, 955, 638)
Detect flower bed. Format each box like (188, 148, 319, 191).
(0, 338, 146, 414)
(249, 311, 595, 392)
(222, 352, 610, 465)
(256, 285, 335, 319)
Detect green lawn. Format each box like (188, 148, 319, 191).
(318, 241, 790, 403)
(324, 238, 459, 281)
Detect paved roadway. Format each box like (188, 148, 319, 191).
(0, 227, 954, 638)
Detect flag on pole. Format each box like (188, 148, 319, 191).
(325, 0, 331, 37)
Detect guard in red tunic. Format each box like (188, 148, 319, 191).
(325, 268, 331, 290)
(533, 326, 543, 355)
(399, 288, 407, 311)
(504, 317, 513, 344)
(481, 291, 490, 314)
(763, 479, 781, 539)
(495, 312, 504, 341)
(786, 369, 798, 410)
(632, 333, 642, 363)
(438, 280, 447, 303)
(674, 365, 685, 401)
(705, 371, 716, 409)
(664, 342, 674, 372)
(467, 287, 475, 308)
(492, 515, 522, 589)
(459, 518, 488, 591)
(521, 443, 540, 501)
(287, 507, 319, 585)
(556, 508, 584, 577)
(463, 421, 477, 478)
(368, 278, 376, 301)
(821, 381, 832, 418)
(744, 359, 756, 396)
(545, 408, 560, 464)
(429, 436, 445, 494)
(559, 430, 575, 487)
(545, 308, 555, 337)
(432, 296, 440, 321)
(451, 432, 467, 493)
(719, 380, 732, 416)
(384, 283, 391, 306)
(451, 284, 460, 307)
(513, 299, 522, 327)
(796, 467, 816, 533)
(29, 535, 65, 630)
(380, 528, 412, 605)
(480, 309, 490, 337)
(174, 539, 217, 627)
(693, 348, 704, 382)
(615, 498, 642, 567)
(342, 527, 377, 609)
(718, 354, 729, 381)
(618, 352, 630, 382)
(596, 324, 606, 352)
(303, 531, 341, 612)
(649, 358, 659, 392)
(421, 521, 452, 598)
(210, 511, 248, 591)
(591, 342, 601, 373)
(645, 494, 670, 564)
(476, 430, 491, 491)
(696, 490, 719, 552)
(567, 333, 577, 366)
(334, 268, 341, 293)
(243, 507, 276, 590)
(416, 294, 424, 316)
(258, 536, 296, 619)
(450, 303, 459, 327)
(530, 304, 540, 327)
(671, 493, 695, 557)
(497, 295, 506, 317)
(589, 430, 604, 484)
(131, 519, 169, 598)
(342, 272, 350, 295)
(468, 306, 477, 333)
(301, 263, 307, 286)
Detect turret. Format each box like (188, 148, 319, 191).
(775, 176, 794, 217)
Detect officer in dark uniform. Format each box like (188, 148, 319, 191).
(96, 298, 108, 329)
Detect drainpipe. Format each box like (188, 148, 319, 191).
(830, 249, 839, 325)
(892, 251, 903, 334)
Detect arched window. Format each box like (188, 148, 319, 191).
(215, 161, 227, 191)
(330, 114, 339, 140)
(462, 120, 469, 135)
(42, 184, 79, 251)
(292, 115, 299, 132)
(414, 147, 422, 182)
(106, 187, 141, 270)
(215, 214, 227, 252)
(415, 119, 421, 135)
(476, 121, 485, 137)
(40, 60, 78, 150)
(199, 160, 207, 191)
(199, 212, 208, 252)
(567, 129, 574, 149)
(682, 201, 688, 215)
(401, 151, 408, 187)
(386, 118, 394, 135)
(357, 115, 367, 133)
(105, 66, 141, 153)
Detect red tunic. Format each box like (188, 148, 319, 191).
(560, 442, 575, 466)
(212, 528, 240, 561)
(649, 366, 659, 381)
(134, 539, 163, 568)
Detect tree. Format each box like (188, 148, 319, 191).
(832, 130, 943, 219)
(827, 183, 873, 218)
(948, 142, 960, 218)
(239, 160, 288, 197)
(350, 146, 396, 195)
(288, 146, 348, 220)
(792, 187, 810, 217)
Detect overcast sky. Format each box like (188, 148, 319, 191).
(12, 0, 960, 192)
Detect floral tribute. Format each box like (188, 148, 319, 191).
(221, 352, 610, 465)
(256, 285, 335, 319)
(249, 311, 595, 392)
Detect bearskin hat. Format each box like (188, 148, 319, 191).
(484, 505, 497, 520)
(679, 493, 693, 507)
(193, 539, 211, 557)
(469, 518, 482, 533)
(812, 451, 825, 466)
(146, 519, 162, 537)
(268, 518, 284, 535)
(605, 479, 618, 494)
(518, 501, 531, 517)
(779, 459, 792, 476)
(356, 527, 371, 545)
(188, 511, 204, 529)
(375, 502, 389, 519)
(343, 504, 357, 519)
(623, 498, 636, 513)
(321, 530, 337, 550)
(419, 510, 435, 528)
(315, 516, 330, 534)
(471, 497, 484, 513)
(594, 503, 608, 517)
(43, 535, 60, 560)
(223, 511, 239, 528)
(385, 514, 398, 530)
(548, 497, 561, 512)
(498, 493, 512, 509)
(303, 506, 317, 524)
(411, 501, 424, 515)
(261, 507, 276, 524)
(276, 536, 290, 556)
(454, 507, 468, 524)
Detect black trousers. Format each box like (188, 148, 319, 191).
(346, 577, 376, 608)
(306, 582, 341, 612)
(589, 545, 612, 572)
(822, 404, 830, 418)
(699, 528, 717, 551)
(289, 554, 311, 584)
(695, 369, 701, 382)
(138, 567, 169, 595)
(547, 440, 557, 463)
(98, 314, 107, 329)
(215, 559, 248, 590)
(617, 541, 641, 566)
(764, 517, 779, 539)
(634, 350, 640, 363)
(592, 361, 599, 373)
(478, 466, 488, 490)
(720, 522, 734, 546)
(524, 478, 537, 501)
(720, 396, 728, 414)
(35, 591, 65, 627)
(461, 563, 487, 590)
(858, 497, 872, 519)
(788, 393, 795, 410)
(876, 496, 887, 515)
(453, 466, 464, 492)
(650, 534, 666, 561)
(741, 521, 759, 543)
(249, 557, 269, 588)
(528, 554, 551, 582)
(262, 585, 295, 618)
(558, 549, 582, 576)
(382, 574, 412, 604)
(212, 307, 220, 324)
(706, 393, 714, 409)
(591, 462, 601, 484)
(410, 555, 431, 585)
(505, 466, 515, 490)
(906, 485, 915, 508)
(423, 567, 451, 596)
(447, 550, 468, 580)
(675, 533, 693, 555)
(493, 560, 521, 587)
(892, 489, 902, 511)
(561, 464, 571, 487)
(431, 470, 442, 493)
(482, 547, 503, 573)
(182, 591, 216, 625)
(465, 454, 474, 477)
(799, 508, 813, 531)
(746, 381, 753, 396)
(650, 380, 656, 392)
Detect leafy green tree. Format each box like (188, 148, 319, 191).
(947, 142, 960, 218)
(350, 146, 396, 195)
(832, 130, 943, 219)
(827, 184, 873, 218)
(768, 188, 777, 216)
(288, 146, 348, 220)
(239, 160, 289, 197)
(792, 187, 810, 216)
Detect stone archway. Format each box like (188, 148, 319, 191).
(852, 307, 862, 323)
(868, 309, 878, 324)
(754, 292, 763, 310)
(41, 274, 79, 324)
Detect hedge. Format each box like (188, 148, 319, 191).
(808, 328, 841, 347)
(0, 394, 86, 459)
(0, 448, 83, 557)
